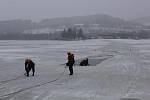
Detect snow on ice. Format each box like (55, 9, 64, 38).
(0, 39, 150, 100)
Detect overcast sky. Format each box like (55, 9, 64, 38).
(0, 0, 149, 21)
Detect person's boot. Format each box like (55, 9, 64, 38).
(26, 73, 29, 77)
(69, 73, 73, 75)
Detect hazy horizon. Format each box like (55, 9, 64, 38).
(0, 0, 150, 21)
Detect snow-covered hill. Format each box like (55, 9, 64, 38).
(132, 16, 150, 26)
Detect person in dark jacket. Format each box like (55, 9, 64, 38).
(66, 52, 75, 75)
(25, 58, 35, 77)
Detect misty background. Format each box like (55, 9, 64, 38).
(0, 0, 149, 21)
(0, 0, 150, 40)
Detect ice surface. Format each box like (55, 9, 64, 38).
(0, 39, 150, 100)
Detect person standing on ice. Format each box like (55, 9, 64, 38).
(25, 58, 35, 77)
(66, 52, 75, 75)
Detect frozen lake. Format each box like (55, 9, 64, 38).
(0, 39, 150, 100)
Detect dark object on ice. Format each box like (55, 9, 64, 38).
(120, 98, 141, 100)
(25, 58, 35, 77)
(80, 58, 89, 66)
(66, 52, 75, 75)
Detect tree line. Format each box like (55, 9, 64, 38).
(0, 29, 150, 40)
(61, 28, 85, 40)
(0, 28, 85, 40)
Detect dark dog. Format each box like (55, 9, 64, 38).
(80, 58, 89, 66)
(25, 59, 35, 77)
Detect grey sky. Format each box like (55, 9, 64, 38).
(0, 0, 149, 21)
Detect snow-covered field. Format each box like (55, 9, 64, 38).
(0, 39, 150, 100)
